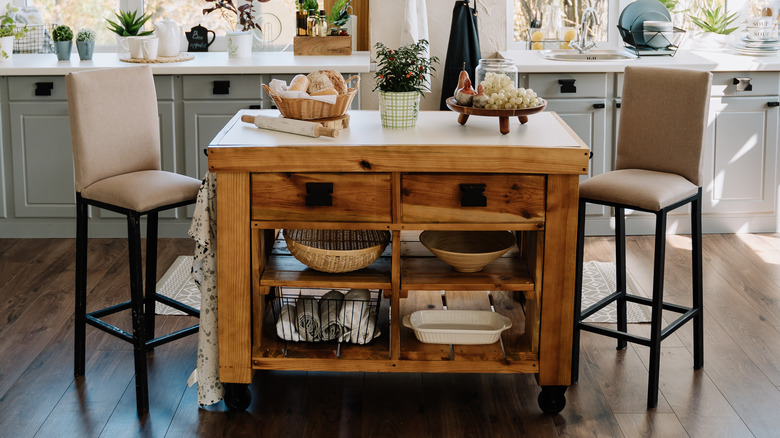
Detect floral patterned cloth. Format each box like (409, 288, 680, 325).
(188, 173, 224, 406)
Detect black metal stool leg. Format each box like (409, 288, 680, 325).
(571, 198, 587, 384)
(692, 191, 704, 369)
(127, 212, 150, 415)
(647, 210, 668, 409)
(145, 211, 159, 345)
(74, 194, 88, 377)
(615, 207, 627, 350)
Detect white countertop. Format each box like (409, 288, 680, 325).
(0, 51, 371, 75)
(502, 49, 780, 72)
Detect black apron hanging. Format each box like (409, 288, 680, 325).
(439, 0, 481, 110)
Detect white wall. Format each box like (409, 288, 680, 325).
(364, 0, 507, 111)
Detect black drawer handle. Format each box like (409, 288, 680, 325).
(768, 101, 780, 107)
(733, 77, 752, 92)
(248, 104, 262, 109)
(460, 183, 487, 207)
(592, 102, 605, 109)
(559, 79, 576, 93)
(305, 182, 333, 207)
(213, 80, 230, 95)
(615, 102, 621, 108)
(35, 82, 54, 96)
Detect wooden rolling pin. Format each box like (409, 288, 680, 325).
(241, 114, 339, 138)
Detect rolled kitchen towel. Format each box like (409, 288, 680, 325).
(338, 289, 381, 344)
(296, 297, 321, 342)
(319, 289, 345, 341)
(275, 304, 302, 342)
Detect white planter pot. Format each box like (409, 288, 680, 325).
(378, 91, 421, 128)
(227, 31, 252, 58)
(0, 35, 13, 62)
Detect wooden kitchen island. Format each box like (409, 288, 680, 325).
(207, 110, 589, 414)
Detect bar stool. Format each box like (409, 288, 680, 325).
(571, 66, 712, 408)
(66, 65, 201, 415)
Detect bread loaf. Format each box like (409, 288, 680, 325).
(289, 74, 310, 92)
(307, 70, 348, 94)
(310, 87, 338, 96)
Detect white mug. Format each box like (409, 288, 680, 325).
(121, 35, 153, 59)
(142, 37, 159, 60)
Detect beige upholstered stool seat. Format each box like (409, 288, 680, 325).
(80, 170, 200, 212)
(579, 169, 699, 212)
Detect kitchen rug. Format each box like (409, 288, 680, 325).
(581, 261, 650, 323)
(156, 255, 200, 315)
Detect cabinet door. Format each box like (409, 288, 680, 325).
(9, 102, 74, 217)
(703, 96, 779, 216)
(544, 98, 609, 220)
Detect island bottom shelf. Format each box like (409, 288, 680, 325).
(251, 288, 539, 374)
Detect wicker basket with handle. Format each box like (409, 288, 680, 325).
(262, 75, 360, 120)
(284, 229, 390, 273)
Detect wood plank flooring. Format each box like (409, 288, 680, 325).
(1, 235, 779, 437)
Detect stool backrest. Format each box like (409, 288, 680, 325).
(66, 65, 161, 192)
(616, 66, 712, 186)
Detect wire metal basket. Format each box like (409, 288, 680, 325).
(14, 24, 54, 54)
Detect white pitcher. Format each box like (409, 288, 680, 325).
(154, 18, 181, 57)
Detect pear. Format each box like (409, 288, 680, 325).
(455, 61, 469, 96)
(455, 77, 477, 106)
(472, 84, 489, 109)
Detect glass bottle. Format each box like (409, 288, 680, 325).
(296, 1, 308, 36)
(474, 59, 519, 92)
(318, 10, 328, 37)
(307, 9, 317, 36)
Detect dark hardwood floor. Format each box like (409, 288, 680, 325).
(1, 235, 779, 437)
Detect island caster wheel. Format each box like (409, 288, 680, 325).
(224, 383, 251, 411)
(538, 385, 567, 414)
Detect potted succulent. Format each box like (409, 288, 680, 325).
(52, 25, 73, 61)
(0, 4, 27, 62)
(202, 0, 260, 58)
(76, 28, 96, 61)
(373, 39, 439, 128)
(687, 3, 739, 49)
(106, 9, 154, 52)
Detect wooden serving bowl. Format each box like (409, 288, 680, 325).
(419, 230, 516, 273)
(445, 97, 547, 135)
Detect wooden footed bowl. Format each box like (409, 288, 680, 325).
(419, 230, 516, 273)
(445, 97, 547, 135)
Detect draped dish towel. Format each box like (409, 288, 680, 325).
(401, 0, 430, 88)
(319, 289, 345, 341)
(296, 297, 322, 341)
(276, 304, 302, 341)
(339, 289, 380, 344)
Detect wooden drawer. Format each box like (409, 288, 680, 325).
(710, 72, 780, 97)
(401, 173, 546, 224)
(251, 173, 391, 222)
(182, 74, 263, 100)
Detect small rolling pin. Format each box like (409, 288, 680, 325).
(241, 114, 339, 138)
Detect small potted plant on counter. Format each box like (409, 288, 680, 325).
(76, 28, 96, 61)
(202, 0, 259, 58)
(52, 25, 73, 61)
(106, 9, 154, 51)
(687, 3, 738, 49)
(0, 4, 27, 62)
(328, 0, 351, 36)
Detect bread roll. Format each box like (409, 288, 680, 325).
(307, 70, 348, 94)
(289, 74, 309, 92)
(310, 87, 338, 96)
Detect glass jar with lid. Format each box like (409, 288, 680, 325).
(474, 59, 518, 93)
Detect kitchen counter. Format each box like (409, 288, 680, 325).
(502, 48, 780, 72)
(0, 51, 371, 75)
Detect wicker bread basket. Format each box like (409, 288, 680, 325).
(284, 229, 390, 273)
(262, 75, 360, 120)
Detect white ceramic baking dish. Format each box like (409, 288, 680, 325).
(402, 310, 512, 345)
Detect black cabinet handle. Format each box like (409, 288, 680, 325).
(559, 79, 576, 93)
(615, 102, 621, 108)
(593, 102, 606, 109)
(768, 101, 780, 107)
(248, 104, 262, 109)
(460, 183, 487, 207)
(733, 77, 752, 92)
(305, 182, 333, 206)
(35, 82, 53, 96)
(212, 80, 230, 95)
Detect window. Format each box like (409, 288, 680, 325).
(511, 0, 610, 46)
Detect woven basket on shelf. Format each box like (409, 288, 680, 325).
(283, 229, 390, 273)
(261, 75, 360, 120)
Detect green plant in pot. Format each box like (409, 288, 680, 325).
(373, 39, 439, 128)
(0, 4, 28, 61)
(202, 0, 260, 58)
(106, 10, 154, 37)
(687, 3, 738, 49)
(76, 28, 96, 61)
(328, 0, 351, 35)
(52, 25, 73, 61)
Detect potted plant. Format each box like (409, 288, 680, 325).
(52, 25, 73, 61)
(76, 28, 96, 61)
(202, 0, 260, 58)
(106, 9, 154, 52)
(687, 3, 738, 49)
(0, 4, 27, 62)
(328, 0, 351, 35)
(373, 39, 439, 128)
